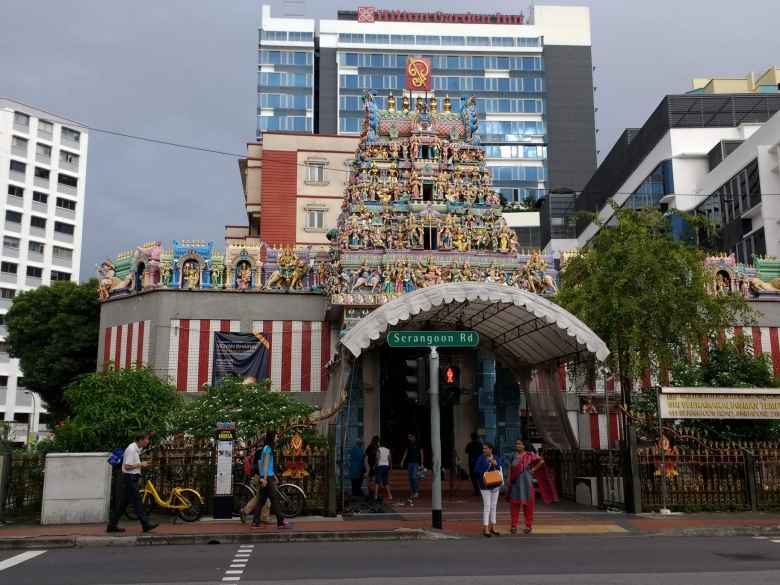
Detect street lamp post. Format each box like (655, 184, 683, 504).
(23, 390, 37, 449)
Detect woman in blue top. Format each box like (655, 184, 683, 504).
(473, 442, 502, 537)
(251, 430, 288, 529)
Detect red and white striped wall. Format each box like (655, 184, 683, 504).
(102, 320, 151, 371)
(165, 319, 334, 393)
(252, 320, 333, 393)
(168, 320, 241, 393)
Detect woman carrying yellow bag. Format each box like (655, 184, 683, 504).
(473, 442, 503, 537)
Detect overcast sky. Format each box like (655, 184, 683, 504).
(1, 0, 778, 280)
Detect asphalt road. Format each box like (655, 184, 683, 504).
(2, 536, 780, 585)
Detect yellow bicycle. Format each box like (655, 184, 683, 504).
(125, 479, 204, 522)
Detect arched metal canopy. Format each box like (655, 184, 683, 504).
(341, 282, 609, 366)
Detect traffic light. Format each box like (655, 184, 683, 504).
(404, 356, 428, 404)
(441, 365, 460, 388)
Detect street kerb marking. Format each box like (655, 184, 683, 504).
(0, 550, 47, 572)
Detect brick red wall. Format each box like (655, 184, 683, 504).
(260, 150, 297, 244)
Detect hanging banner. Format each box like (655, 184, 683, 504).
(212, 332, 271, 385)
(659, 387, 780, 420)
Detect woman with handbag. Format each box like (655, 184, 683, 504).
(474, 442, 503, 537)
(508, 440, 545, 534)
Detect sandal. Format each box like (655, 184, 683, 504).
(490, 529, 500, 536)
(483, 531, 491, 538)
(523, 527, 532, 534)
(510, 527, 517, 535)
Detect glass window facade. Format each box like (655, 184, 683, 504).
(337, 48, 547, 202)
(256, 44, 314, 136)
(623, 160, 674, 209)
(338, 34, 541, 48)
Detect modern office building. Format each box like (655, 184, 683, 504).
(573, 93, 780, 255)
(0, 98, 88, 444)
(257, 4, 597, 204)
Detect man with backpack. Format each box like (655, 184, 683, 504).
(106, 432, 158, 533)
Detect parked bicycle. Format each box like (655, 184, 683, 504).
(126, 477, 204, 522)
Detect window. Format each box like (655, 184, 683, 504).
(28, 241, 45, 254)
(3, 236, 20, 250)
(305, 162, 326, 184)
(12, 135, 28, 152)
(59, 150, 79, 166)
(26, 266, 42, 278)
(260, 30, 287, 41)
(50, 270, 71, 282)
(10, 160, 26, 174)
(305, 208, 326, 230)
(56, 197, 76, 211)
(30, 216, 46, 229)
(58, 173, 78, 188)
(1, 262, 17, 274)
(288, 31, 313, 42)
(53, 245, 72, 259)
(33, 191, 48, 204)
(0, 376, 7, 387)
(38, 119, 53, 136)
(36, 143, 51, 160)
(5, 211, 22, 223)
(54, 222, 75, 235)
(61, 127, 80, 145)
(34, 167, 49, 180)
(8, 185, 24, 198)
(14, 112, 30, 127)
(0, 288, 15, 299)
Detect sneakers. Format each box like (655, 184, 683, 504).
(106, 526, 126, 533)
(277, 519, 291, 529)
(142, 523, 158, 533)
(240, 510, 247, 524)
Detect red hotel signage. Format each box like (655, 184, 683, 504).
(405, 57, 432, 91)
(357, 7, 524, 25)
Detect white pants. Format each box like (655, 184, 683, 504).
(480, 489, 499, 526)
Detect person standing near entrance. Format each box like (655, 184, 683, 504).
(107, 432, 158, 533)
(400, 433, 424, 499)
(465, 432, 483, 497)
(251, 430, 289, 529)
(373, 439, 392, 501)
(365, 435, 380, 494)
(474, 442, 502, 537)
(508, 440, 545, 534)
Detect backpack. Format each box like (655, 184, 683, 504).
(108, 448, 125, 467)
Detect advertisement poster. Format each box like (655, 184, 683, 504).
(212, 332, 271, 385)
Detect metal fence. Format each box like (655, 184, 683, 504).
(1, 452, 45, 520)
(543, 448, 625, 509)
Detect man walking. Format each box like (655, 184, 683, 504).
(465, 432, 483, 497)
(400, 433, 424, 499)
(107, 432, 158, 533)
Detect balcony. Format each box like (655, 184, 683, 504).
(4, 221, 21, 234)
(36, 151, 51, 165)
(9, 169, 26, 183)
(2, 247, 19, 259)
(55, 207, 76, 221)
(59, 158, 79, 173)
(61, 135, 80, 150)
(57, 182, 77, 196)
(33, 175, 49, 189)
(32, 200, 47, 214)
(52, 254, 72, 268)
(13, 119, 29, 134)
(54, 231, 74, 244)
(38, 128, 53, 141)
(11, 143, 27, 158)
(29, 226, 46, 239)
(25, 276, 42, 288)
(0, 272, 17, 285)
(6, 193, 23, 208)
(27, 251, 44, 264)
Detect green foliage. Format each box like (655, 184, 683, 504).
(176, 377, 316, 443)
(557, 207, 751, 385)
(6, 280, 100, 419)
(52, 368, 182, 452)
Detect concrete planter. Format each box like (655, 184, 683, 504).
(41, 453, 112, 525)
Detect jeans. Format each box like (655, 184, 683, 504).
(480, 489, 499, 526)
(108, 473, 151, 529)
(408, 463, 419, 495)
(351, 477, 364, 497)
(253, 476, 283, 526)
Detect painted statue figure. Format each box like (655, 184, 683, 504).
(97, 259, 132, 301)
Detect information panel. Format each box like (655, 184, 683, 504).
(659, 387, 780, 420)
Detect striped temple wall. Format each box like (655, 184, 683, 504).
(102, 320, 152, 371)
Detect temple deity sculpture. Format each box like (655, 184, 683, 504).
(387, 93, 396, 112)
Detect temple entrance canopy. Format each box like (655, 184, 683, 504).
(321, 282, 609, 451)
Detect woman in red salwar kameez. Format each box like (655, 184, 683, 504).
(508, 440, 545, 534)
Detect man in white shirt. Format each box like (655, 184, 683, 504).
(107, 432, 158, 533)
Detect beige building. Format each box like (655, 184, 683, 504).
(230, 132, 359, 250)
(691, 66, 780, 94)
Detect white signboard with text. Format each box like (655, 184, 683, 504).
(659, 387, 780, 420)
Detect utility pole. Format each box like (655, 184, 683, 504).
(429, 346, 442, 529)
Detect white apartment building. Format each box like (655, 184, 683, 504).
(0, 98, 88, 444)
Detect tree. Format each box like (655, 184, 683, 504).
(557, 207, 750, 391)
(6, 280, 100, 419)
(51, 368, 183, 453)
(176, 378, 317, 444)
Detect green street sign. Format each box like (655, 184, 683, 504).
(387, 330, 480, 348)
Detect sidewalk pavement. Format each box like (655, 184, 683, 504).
(2, 497, 779, 549)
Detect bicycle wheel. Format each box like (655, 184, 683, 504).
(125, 491, 153, 520)
(176, 489, 204, 522)
(277, 483, 305, 518)
(233, 482, 255, 517)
